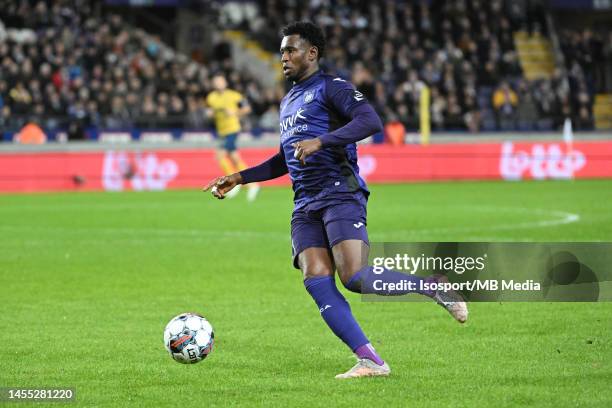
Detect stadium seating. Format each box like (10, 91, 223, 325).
(0, 0, 609, 139)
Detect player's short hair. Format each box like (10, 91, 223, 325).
(281, 21, 326, 60)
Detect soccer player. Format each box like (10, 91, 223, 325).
(204, 22, 467, 378)
(206, 74, 260, 201)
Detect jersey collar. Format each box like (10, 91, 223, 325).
(292, 70, 322, 89)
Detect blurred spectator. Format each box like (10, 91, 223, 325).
(559, 27, 611, 129)
(15, 122, 46, 144)
(492, 82, 518, 130)
(603, 32, 612, 91)
(9, 82, 32, 114)
(533, 80, 558, 130)
(259, 105, 279, 132)
(516, 81, 538, 130)
(186, 96, 208, 129)
(384, 120, 406, 146)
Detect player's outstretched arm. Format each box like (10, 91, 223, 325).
(203, 148, 288, 199)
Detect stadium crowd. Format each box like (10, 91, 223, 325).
(0, 0, 281, 136)
(0, 0, 607, 137)
(559, 28, 612, 130)
(250, 0, 603, 131)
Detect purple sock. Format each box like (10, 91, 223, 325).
(355, 343, 385, 366)
(304, 276, 369, 352)
(345, 266, 436, 296)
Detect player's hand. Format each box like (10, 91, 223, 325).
(203, 173, 242, 199)
(292, 138, 322, 166)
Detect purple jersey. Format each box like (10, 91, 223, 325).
(280, 71, 372, 210)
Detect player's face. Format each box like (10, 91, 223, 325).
(212, 76, 227, 91)
(280, 35, 318, 82)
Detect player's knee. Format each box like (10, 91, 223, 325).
(301, 262, 333, 280)
(342, 274, 362, 293)
(336, 263, 365, 293)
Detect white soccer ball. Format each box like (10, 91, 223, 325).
(163, 312, 214, 364)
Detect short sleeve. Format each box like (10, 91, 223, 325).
(233, 91, 243, 103)
(325, 77, 368, 118)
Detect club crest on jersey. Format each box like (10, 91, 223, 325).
(303, 90, 315, 104)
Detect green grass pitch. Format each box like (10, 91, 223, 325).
(1, 180, 611, 407)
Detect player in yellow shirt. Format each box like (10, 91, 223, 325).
(206, 74, 260, 200)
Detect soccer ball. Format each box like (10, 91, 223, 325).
(163, 312, 214, 364)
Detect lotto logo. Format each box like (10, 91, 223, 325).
(102, 151, 179, 191)
(499, 142, 585, 180)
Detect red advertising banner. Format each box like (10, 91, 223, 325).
(0, 140, 611, 193)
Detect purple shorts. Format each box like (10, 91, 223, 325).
(290, 198, 369, 269)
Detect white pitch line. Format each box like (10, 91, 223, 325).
(369, 206, 580, 239)
(0, 206, 580, 242)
